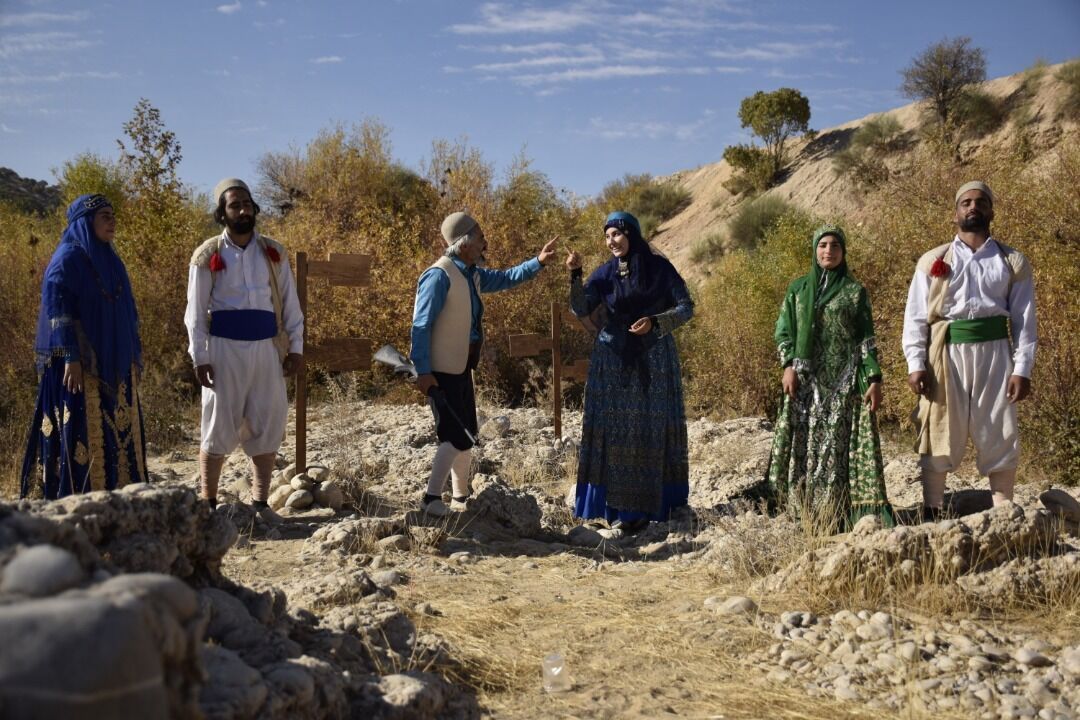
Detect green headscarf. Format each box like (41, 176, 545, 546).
(791, 224, 852, 361)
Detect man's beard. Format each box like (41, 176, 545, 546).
(226, 216, 256, 235)
(959, 214, 988, 233)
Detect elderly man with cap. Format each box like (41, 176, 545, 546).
(184, 178, 304, 521)
(410, 211, 558, 516)
(903, 181, 1037, 520)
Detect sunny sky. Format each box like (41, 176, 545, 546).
(2, 0, 1078, 201)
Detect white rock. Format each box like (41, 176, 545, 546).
(480, 416, 511, 439)
(0, 545, 85, 597)
(377, 535, 410, 552)
(290, 474, 314, 491)
(285, 489, 314, 510)
(1014, 648, 1053, 667)
(856, 623, 891, 641)
(307, 465, 331, 483)
(714, 596, 758, 617)
(268, 485, 294, 511)
(313, 480, 344, 511)
(371, 570, 403, 588)
(1060, 647, 1080, 675)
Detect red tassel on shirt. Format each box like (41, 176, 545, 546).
(929, 257, 950, 278)
(209, 252, 226, 272)
(265, 246, 281, 263)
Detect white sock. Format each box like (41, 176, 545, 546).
(426, 442, 459, 496)
(451, 449, 472, 497)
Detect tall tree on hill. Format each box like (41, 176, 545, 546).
(737, 88, 812, 179)
(900, 37, 987, 133)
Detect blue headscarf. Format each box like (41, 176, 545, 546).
(586, 211, 683, 383)
(33, 194, 141, 391)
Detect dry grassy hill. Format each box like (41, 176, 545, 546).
(652, 62, 1079, 279)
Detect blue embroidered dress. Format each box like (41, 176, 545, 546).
(570, 212, 694, 523)
(20, 195, 148, 499)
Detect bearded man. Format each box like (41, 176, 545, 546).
(184, 178, 304, 521)
(903, 181, 1037, 519)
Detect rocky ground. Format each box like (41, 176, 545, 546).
(2, 398, 1079, 719)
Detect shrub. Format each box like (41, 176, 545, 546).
(721, 144, 774, 196)
(832, 115, 905, 188)
(1057, 58, 1080, 120)
(727, 195, 801, 251)
(597, 173, 691, 238)
(689, 232, 726, 264)
(955, 89, 1006, 138)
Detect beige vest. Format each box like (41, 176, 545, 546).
(430, 255, 477, 374)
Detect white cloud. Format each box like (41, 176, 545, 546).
(1, 123, 20, 134)
(0, 11, 87, 28)
(708, 40, 840, 62)
(217, 1, 242, 15)
(0, 71, 120, 86)
(473, 48, 604, 72)
(0, 31, 99, 59)
(310, 56, 343, 64)
(582, 110, 715, 142)
(449, 3, 595, 35)
(513, 64, 710, 86)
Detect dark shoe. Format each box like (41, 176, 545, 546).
(610, 517, 649, 534)
(922, 506, 942, 524)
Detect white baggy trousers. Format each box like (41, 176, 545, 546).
(919, 338, 1019, 475)
(200, 336, 287, 457)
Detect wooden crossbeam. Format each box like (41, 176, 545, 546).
(306, 253, 371, 287)
(562, 359, 590, 382)
(308, 338, 373, 372)
(509, 333, 552, 357)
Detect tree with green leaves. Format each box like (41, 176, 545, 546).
(900, 37, 987, 131)
(737, 88, 811, 178)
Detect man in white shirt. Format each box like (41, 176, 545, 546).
(184, 178, 304, 521)
(903, 181, 1036, 519)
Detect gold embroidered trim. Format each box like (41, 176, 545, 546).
(83, 374, 107, 492)
(74, 442, 89, 465)
(41, 414, 55, 437)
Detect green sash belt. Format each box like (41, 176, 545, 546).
(947, 316, 1008, 344)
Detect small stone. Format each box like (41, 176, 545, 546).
(307, 465, 330, 483)
(313, 480, 344, 511)
(896, 641, 918, 663)
(856, 623, 891, 641)
(968, 656, 994, 672)
(835, 687, 860, 701)
(290, 474, 314, 491)
(376, 535, 410, 552)
(285, 489, 314, 509)
(480, 416, 511, 439)
(449, 551, 476, 565)
(1014, 648, 1053, 667)
(714, 596, 758, 617)
(1059, 647, 1080, 675)
(371, 570, 403, 588)
(268, 484, 293, 511)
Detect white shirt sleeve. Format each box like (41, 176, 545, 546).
(184, 265, 213, 366)
(902, 269, 931, 374)
(1008, 275, 1037, 378)
(276, 252, 305, 354)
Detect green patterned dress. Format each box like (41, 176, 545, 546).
(766, 275, 894, 533)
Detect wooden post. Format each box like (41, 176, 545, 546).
(508, 303, 589, 435)
(550, 301, 562, 439)
(293, 252, 372, 472)
(295, 251, 308, 474)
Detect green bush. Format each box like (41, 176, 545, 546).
(1057, 58, 1080, 120)
(833, 115, 905, 188)
(721, 144, 774, 196)
(689, 232, 726, 264)
(955, 89, 1006, 138)
(727, 195, 801, 250)
(597, 173, 691, 238)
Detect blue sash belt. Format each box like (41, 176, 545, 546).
(210, 310, 277, 341)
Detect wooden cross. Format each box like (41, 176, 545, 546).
(508, 301, 590, 438)
(294, 251, 372, 472)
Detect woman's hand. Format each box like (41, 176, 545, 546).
(863, 381, 882, 413)
(629, 317, 653, 336)
(565, 248, 582, 271)
(782, 366, 798, 400)
(64, 360, 84, 394)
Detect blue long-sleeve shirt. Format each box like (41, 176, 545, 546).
(410, 255, 542, 375)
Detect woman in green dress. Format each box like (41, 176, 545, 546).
(765, 225, 894, 533)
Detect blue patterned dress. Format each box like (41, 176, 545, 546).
(20, 195, 148, 499)
(570, 265, 694, 522)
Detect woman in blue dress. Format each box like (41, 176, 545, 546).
(565, 211, 694, 534)
(20, 194, 148, 499)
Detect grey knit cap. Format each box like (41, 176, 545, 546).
(955, 181, 993, 205)
(213, 177, 251, 203)
(440, 211, 479, 246)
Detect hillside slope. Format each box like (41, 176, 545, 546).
(652, 62, 1078, 279)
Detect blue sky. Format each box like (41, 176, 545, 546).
(2, 0, 1078, 200)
